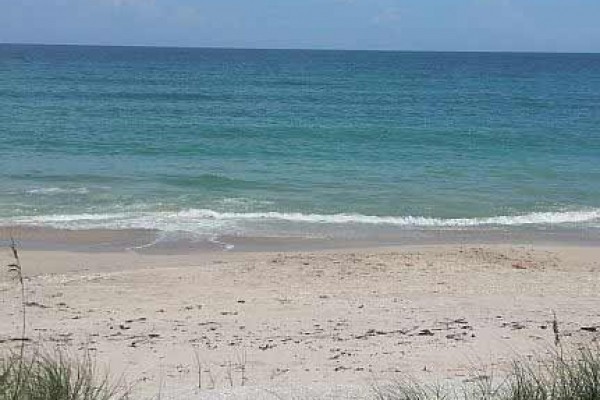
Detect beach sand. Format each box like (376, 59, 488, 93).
(1, 242, 599, 399)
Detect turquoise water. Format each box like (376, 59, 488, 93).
(1, 44, 599, 241)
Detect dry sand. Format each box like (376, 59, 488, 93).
(1, 243, 599, 399)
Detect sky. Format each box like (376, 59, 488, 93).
(1, 0, 600, 52)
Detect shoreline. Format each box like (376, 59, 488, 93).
(1, 225, 599, 254)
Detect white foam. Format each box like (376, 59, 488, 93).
(175, 209, 600, 226)
(25, 187, 91, 195)
(218, 198, 275, 207)
(3, 208, 599, 233)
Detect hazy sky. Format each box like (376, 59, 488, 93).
(2, 0, 600, 52)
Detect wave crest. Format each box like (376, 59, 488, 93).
(24, 187, 91, 195)
(3, 209, 599, 232)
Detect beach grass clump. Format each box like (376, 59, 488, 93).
(373, 379, 455, 400)
(374, 346, 600, 400)
(501, 346, 600, 400)
(0, 350, 129, 400)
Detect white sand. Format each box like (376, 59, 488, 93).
(1, 244, 599, 399)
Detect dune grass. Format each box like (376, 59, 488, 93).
(502, 346, 600, 400)
(0, 350, 129, 400)
(373, 346, 600, 400)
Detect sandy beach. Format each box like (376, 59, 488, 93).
(1, 239, 598, 399)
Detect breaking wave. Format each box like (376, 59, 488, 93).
(24, 187, 91, 195)
(3, 208, 599, 233)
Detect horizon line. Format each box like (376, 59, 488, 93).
(1, 41, 599, 55)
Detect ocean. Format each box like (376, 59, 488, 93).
(1, 44, 599, 248)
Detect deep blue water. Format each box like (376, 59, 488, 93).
(1, 44, 599, 240)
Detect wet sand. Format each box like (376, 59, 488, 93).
(2, 225, 600, 253)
